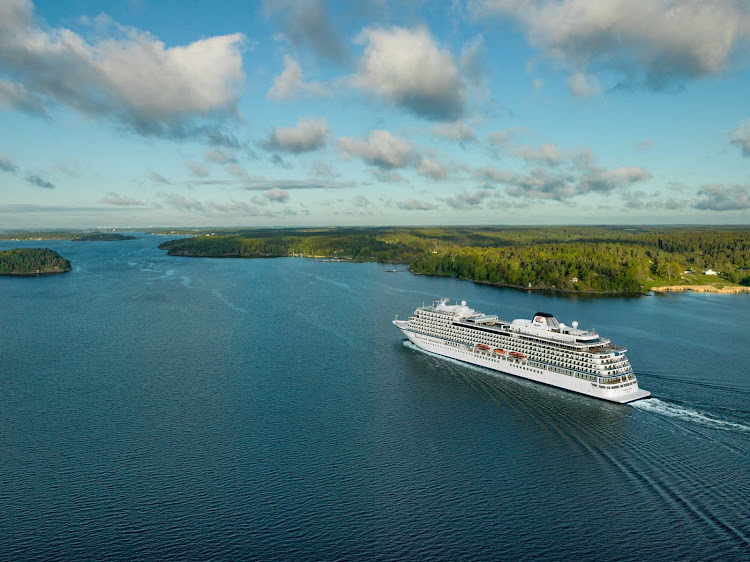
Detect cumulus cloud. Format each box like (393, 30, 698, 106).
(353, 26, 466, 121)
(0, 0, 246, 140)
(578, 166, 651, 194)
(0, 78, 46, 115)
(416, 157, 466, 181)
(396, 198, 437, 211)
(263, 118, 329, 153)
(187, 162, 209, 178)
(432, 120, 477, 142)
(470, 0, 750, 89)
(263, 0, 349, 63)
(477, 152, 650, 201)
(26, 173, 54, 189)
(338, 129, 415, 169)
(264, 187, 290, 203)
(730, 119, 750, 157)
(444, 189, 493, 209)
(163, 193, 272, 217)
(567, 72, 602, 98)
(694, 184, 750, 211)
(267, 55, 330, 101)
(514, 143, 568, 166)
(99, 192, 146, 206)
(0, 153, 18, 173)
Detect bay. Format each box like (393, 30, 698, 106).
(1, 235, 749, 560)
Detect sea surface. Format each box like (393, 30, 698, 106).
(1, 235, 749, 561)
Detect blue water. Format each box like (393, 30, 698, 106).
(1, 236, 749, 561)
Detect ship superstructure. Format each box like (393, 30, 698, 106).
(393, 299, 651, 403)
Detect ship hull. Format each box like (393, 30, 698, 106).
(397, 326, 651, 404)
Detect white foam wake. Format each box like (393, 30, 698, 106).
(632, 398, 750, 435)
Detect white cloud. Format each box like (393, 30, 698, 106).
(470, 0, 750, 89)
(515, 143, 568, 166)
(353, 26, 466, 121)
(264, 187, 290, 203)
(694, 184, 750, 211)
(0, 0, 246, 137)
(444, 189, 493, 209)
(338, 129, 415, 169)
(267, 55, 329, 101)
(262, 117, 329, 153)
(432, 120, 477, 142)
(567, 72, 602, 98)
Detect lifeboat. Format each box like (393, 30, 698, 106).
(509, 351, 526, 359)
(493, 348, 505, 355)
(476, 343, 490, 351)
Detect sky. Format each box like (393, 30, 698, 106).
(0, 0, 749, 228)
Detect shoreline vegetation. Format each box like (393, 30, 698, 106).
(0, 231, 138, 241)
(0, 248, 72, 276)
(158, 226, 750, 296)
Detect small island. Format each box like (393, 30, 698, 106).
(71, 233, 138, 242)
(0, 248, 72, 276)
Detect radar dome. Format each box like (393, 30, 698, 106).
(461, 300, 466, 306)
(559, 323, 565, 331)
(572, 321, 579, 329)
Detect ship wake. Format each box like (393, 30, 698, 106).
(632, 398, 750, 435)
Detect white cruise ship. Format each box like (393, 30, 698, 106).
(393, 299, 651, 404)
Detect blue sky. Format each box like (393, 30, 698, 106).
(0, 0, 749, 228)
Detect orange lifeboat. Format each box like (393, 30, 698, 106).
(509, 351, 526, 359)
(476, 343, 490, 351)
(493, 348, 505, 355)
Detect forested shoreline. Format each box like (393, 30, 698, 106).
(0, 248, 72, 275)
(158, 226, 750, 295)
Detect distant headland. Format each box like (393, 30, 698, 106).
(157, 226, 750, 296)
(0, 231, 138, 242)
(0, 248, 72, 276)
(71, 233, 138, 242)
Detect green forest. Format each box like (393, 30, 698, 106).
(158, 226, 750, 294)
(0, 248, 72, 275)
(71, 233, 138, 241)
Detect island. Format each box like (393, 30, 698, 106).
(0, 230, 139, 241)
(0, 248, 72, 276)
(71, 233, 138, 242)
(158, 226, 750, 295)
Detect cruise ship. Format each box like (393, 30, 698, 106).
(393, 299, 651, 404)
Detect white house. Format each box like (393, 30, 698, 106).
(704, 269, 717, 276)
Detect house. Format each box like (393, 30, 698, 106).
(570, 277, 579, 283)
(704, 269, 717, 276)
